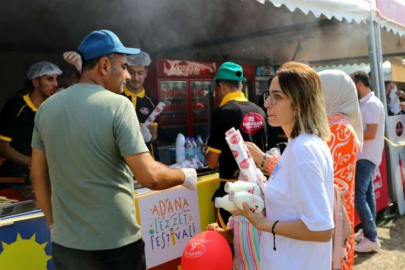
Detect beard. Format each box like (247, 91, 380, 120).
(127, 81, 142, 90)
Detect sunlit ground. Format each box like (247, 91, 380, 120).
(354, 215, 405, 270)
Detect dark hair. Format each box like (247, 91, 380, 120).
(24, 79, 34, 92)
(352, 71, 371, 88)
(57, 77, 69, 89)
(216, 79, 241, 90)
(74, 70, 81, 79)
(267, 77, 274, 88)
(257, 91, 267, 109)
(81, 54, 117, 72)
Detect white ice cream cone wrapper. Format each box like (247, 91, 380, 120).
(225, 127, 236, 137)
(144, 102, 166, 126)
(225, 129, 265, 196)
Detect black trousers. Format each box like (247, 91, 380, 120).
(52, 239, 146, 270)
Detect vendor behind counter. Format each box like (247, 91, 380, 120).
(205, 62, 268, 228)
(0, 61, 62, 200)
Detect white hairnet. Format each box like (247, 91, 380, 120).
(27, 61, 62, 80)
(127, 52, 151, 67)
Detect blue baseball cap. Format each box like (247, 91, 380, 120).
(78, 30, 140, 61)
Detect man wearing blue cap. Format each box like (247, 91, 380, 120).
(30, 30, 197, 270)
(0, 61, 61, 198)
(205, 62, 267, 229)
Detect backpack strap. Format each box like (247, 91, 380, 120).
(332, 185, 351, 269)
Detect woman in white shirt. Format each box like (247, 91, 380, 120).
(242, 62, 334, 269)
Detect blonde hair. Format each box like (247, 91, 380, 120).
(276, 62, 330, 141)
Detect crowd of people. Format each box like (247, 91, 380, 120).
(0, 29, 388, 270)
(206, 64, 385, 269)
(1, 30, 197, 270)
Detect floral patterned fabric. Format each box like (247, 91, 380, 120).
(328, 114, 360, 270)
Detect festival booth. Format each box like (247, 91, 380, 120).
(142, 59, 256, 165)
(381, 58, 405, 215)
(0, 173, 220, 270)
(2, 0, 405, 269)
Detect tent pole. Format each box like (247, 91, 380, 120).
(369, 4, 395, 203)
(367, 14, 381, 99)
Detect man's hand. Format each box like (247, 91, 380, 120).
(180, 168, 197, 190)
(140, 123, 152, 143)
(0, 140, 31, 166)
(63, 51, 82, 72)
(200, 142, 207, 154)
(396, 90, 405, 99)
(400, 102, 405, 111)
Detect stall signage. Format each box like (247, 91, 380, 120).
(387, 115, 405, 145)
(241, 112, 265, 135)
(396, 122, 403, 136)
(256, 66, 274, 76)
(159, 60, 216, 77)
(377, 0, 405, 27)
(138, 187, 201, 268)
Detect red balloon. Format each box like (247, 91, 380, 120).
(182, 230, 232, 270)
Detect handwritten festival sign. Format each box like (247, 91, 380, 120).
(138, 187, 201, 268)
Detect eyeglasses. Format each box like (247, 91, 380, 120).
(263, 92, 278, 106)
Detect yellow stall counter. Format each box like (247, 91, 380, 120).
(0, 173, 221, 270)
(134, 173, 220, 270)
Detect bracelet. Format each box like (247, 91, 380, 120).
(260, 154, 268, 168)
(272, 220, 280, 251)
(266, 155, 280, 175)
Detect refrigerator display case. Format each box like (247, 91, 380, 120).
(159, 80, 189, 143)
(143, 59, 257, 165)
(190, 80, 213, 140)
(255, 65, 276, 104)
(151, 60, 217, 164)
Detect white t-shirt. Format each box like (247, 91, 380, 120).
(357, 92, 385, 166)
(260, 134, 334, 270)
(388, 85, 401, 115)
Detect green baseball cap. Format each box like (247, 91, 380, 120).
(212, 62, 246, 82)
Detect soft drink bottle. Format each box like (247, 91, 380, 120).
(176, 134, 186, 163)
(195, 135, 205, 164)
(168, 82, 174, 98)
(190, 138, 197, 158)
(184, 137, 193, 160)
(215, 195, 238, 212)
(228, 191, 264, 214)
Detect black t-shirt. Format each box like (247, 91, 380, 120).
(0, 94, 36, 177)
(208, 95, 267, 180)
(122, 88, 160, 160)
